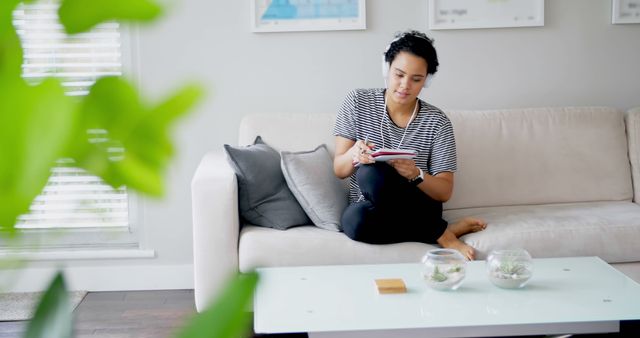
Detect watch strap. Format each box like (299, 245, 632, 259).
(409, 167, 424, 185)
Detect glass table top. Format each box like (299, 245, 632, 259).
(254, 257, 640, 335)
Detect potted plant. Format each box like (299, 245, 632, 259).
(486, 249, 534, 289)
(1, 1, 257, 337)
(422, 249, 467, 291)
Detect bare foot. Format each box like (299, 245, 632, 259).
(446, 239, 475, 260)
(437, 229, 476, 260)
(447, 217, 487, 238)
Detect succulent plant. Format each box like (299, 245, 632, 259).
(447, 265, 463, 274)
(430, 266, 448, 282)
(498, 260, 528, 277)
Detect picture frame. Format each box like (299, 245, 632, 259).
(428, 0, 544, 30)
(251, 0, 366, 33)
(612, 0, 640, 24)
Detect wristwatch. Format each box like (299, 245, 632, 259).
(409, 167, 424, 185)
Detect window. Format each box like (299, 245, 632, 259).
(8, 0, 138, 250)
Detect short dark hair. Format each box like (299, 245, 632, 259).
(384, 30, 439, 75)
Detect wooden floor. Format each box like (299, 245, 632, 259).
(0, 290, 198, 338)
(0, 289, 307, 338)
(0, 289, 636, 338)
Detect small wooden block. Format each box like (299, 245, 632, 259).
(374, 278, 407, 294)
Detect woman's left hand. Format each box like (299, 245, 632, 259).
(388, 159, 420, 180)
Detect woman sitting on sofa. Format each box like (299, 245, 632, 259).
(333, 30, 486, 260)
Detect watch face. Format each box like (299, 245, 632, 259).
(410, 168, 424, 185)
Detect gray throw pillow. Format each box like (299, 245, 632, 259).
(223, 136, 311, 230)
(280, 145, 348, 232)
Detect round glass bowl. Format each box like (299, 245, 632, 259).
(421, 249, 467, 291)
(486, 249, 534, 289)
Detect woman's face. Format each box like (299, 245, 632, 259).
(386, 51, 428, 106)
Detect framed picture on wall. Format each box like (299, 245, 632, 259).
(612, 0, 640, 24)
(251, 0, 366, 33)
(428, 0, 544, 30)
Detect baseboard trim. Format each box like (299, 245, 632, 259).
(0, 264, 194, 292)
(0, 249, 156, 261)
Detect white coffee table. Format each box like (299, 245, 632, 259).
(254, 257, 640, 337)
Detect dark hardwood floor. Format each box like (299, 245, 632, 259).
(75, 290, 196, 338)
(0, 289, 636, 338)
(0, 290, 197, 338)
(0, 289, 307, 338)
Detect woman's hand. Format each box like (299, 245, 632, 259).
(351, 139, 374, 166)
(387, 160, 454, 201)
(387, 159, 420, 180)
(334, 136, 375, 178)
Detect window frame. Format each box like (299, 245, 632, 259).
(2, 1, 145, 253)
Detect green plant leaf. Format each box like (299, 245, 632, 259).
(0, 77, 77, 232)
(59, 0, 163, 34)
(67, 77, 203, 196)
(0, 0, 23, 31)
(0, 0, 20, 18)
(175, 272, 258, 338)
(430, 266, 448, 282)
(125, 83, 204, 168)
(0, 0, 24, 80)
(23, 271, 73, 338)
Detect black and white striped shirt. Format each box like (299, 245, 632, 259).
(333, 88, 457, 203)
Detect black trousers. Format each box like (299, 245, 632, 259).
(341, 162, 448, 244)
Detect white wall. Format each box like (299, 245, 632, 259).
(7, 0, 639, 291)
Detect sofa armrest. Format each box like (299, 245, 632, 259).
(191, 151, 239, 312)
(626, 107, 640, 204)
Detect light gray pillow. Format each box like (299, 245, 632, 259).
(280, 145, 348, 232)
(224, 136, 311, 230)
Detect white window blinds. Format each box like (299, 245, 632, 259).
(12, 0, 131, 236)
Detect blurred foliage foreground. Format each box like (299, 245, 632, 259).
(0, 1, 257, 337)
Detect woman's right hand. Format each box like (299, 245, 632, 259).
(334, 136, 374, 178)
(351, 139, 374, 166)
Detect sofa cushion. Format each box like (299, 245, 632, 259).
(224, 136, 311, 229)
(238, 225, 438, 272)
(445, 201, 640, 263)
(445, 107, 633, 210)
(625, 108, 640, 203)
(239, 113, 338, 155)
(281, 145, 348, 232)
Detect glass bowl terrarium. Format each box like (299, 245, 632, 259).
(421, 249, 466, 291)
(486, 249, 533, 289)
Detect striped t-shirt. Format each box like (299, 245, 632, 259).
(333, 88, 457, 203)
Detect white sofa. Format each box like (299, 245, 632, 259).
(192, 106, 640, 311)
